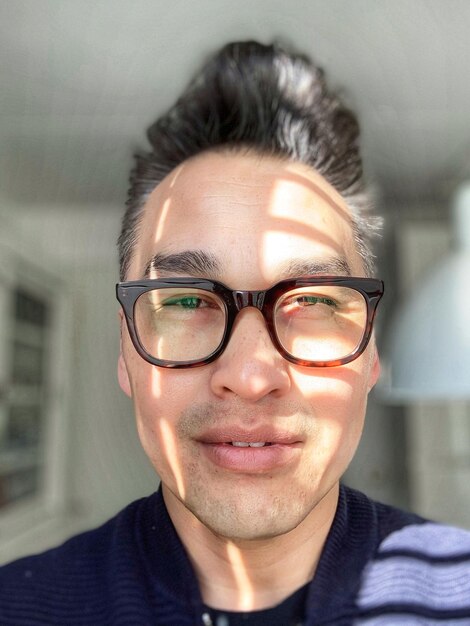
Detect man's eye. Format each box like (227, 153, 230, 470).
(163, 296, 205, 309)
(295, 296, 337, 307)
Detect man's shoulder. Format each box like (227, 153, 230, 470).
(0, 492, 154, 575)
(0, 488, 202, 625)
(0, 492, 166, 625)
(344, 487, 470, 623)
(353, 486, 470, 556)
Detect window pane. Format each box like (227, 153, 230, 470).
(0, 287, 50, 509)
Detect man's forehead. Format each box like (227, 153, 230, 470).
(141, 151, 352, 223)
(131, 151, 361, 280)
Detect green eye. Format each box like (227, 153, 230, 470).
(164, 296, 202, 309)
(297, 296, 337, 307)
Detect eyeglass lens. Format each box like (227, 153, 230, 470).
(133, 285, 368, 364)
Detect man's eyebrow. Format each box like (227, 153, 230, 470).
(144, 250, 221, 278)
(281, 257, 352, 278)
(144, 252, 351, 279)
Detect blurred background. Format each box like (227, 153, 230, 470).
(1, 0, 470, 563)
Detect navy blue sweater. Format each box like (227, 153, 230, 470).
(1, 486, 470, 625)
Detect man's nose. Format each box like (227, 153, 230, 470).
(209, 308, 291, 402)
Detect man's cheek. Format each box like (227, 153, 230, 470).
(148, 364, 165, 399)
(289, 367, 357, 401)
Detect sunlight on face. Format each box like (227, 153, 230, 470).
(158, 417, 186, 500)
(150, 359, 163, 399)
(261, 168, 358, 274)
(154, 197, 173, 246)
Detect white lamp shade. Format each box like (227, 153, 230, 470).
(382, 250, 470, 401)
(381, 184, 470, 401)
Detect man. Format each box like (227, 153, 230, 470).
(1, 40, 469, 626)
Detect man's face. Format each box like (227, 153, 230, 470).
(118, 151, 380, 540)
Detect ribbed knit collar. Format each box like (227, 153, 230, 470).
(304, 486, 379, 624)
(137, 485, 381, 625)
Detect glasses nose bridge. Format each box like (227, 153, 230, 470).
(233, 289, 266, 313)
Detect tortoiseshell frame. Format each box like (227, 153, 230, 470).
(116, 276, 384, 369)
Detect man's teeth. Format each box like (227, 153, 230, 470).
(231, 441, 268, 447)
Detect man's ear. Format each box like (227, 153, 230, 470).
(117, 310, 132, 398)
(118, 351, 132, 398)
(368, 345, 381, 392)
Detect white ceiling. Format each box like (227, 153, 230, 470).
(1, 0, 470, 211)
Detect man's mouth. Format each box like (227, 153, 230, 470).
(196, 430, 302, 472)
(198, 427, 301, 446)
(229, 441, 272, 447)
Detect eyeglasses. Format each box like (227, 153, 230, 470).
(116, 276, 384, 369)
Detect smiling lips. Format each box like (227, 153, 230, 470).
(197, 430, 302, 472)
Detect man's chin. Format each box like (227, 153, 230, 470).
(184, 489, 311, 543)
(197, 513, 301, 543)
(162, 468, 339, 543)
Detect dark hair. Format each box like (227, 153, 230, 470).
(118, 40, 381, 280)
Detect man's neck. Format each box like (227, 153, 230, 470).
(163, 483, 339, 611)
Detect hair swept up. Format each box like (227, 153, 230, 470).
(118, 40, 381, 280)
